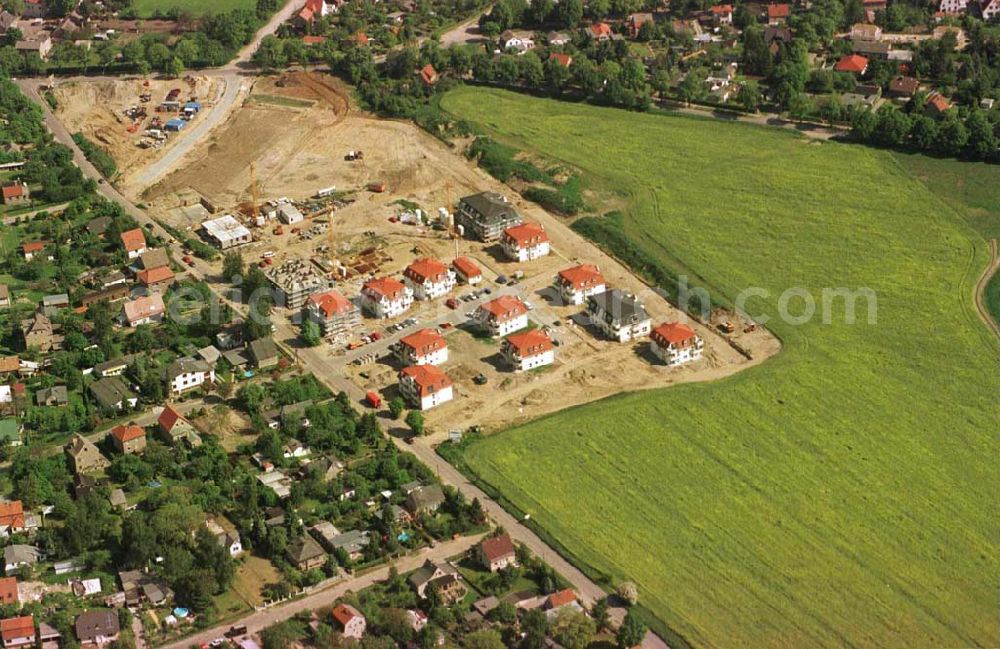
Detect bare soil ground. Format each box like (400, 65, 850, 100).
(53, 75, 221, 183)
(192, 404, 253, 451)
(149, 72, 780, 435)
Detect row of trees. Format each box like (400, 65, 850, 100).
(852, 103, 999, 161)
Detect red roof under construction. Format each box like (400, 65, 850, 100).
(452, 257, 482, 279)
(404, 258, 450, 284)
(120, 228, 146, 252)
(363, 277, 408, 300)
(651, 322, 698, 347)
(502, 223, 549, 248)
(399, 328, 446, 354)
(308, 290, 355, 318)
(557, 264, 604, 290)
(399, 364, 452, 397)
(503, 329, 554, 357)
(479, 295, 528, 322)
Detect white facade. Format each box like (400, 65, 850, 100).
(602, 318, 651, 342)
(397, 341, 449, 366)
(400, 377, 453, 410)
(984, 0, 1000, 18)
(651, 336, 704, 366)
(202, 215, 252, 249)
(502, 238, 550, 262)
(361, 283, 413, 319)
(169, 368, 214, 394)
(403, 271, 456, 300)
(561, 282, 604, 305)
(938, 0, 969, 12)
(482, 311, 528, 338)
(505, 346, 554, 371)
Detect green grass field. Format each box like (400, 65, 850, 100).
(131, 0, 255, 17)
(441, 87, 1000, 647)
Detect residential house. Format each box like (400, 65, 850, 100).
(547, 31, 570, 45)
(202, 215, 252, 249)
(122, 293, 165, 327)
(555, 264, 606, 305)
(21, 242, 46, 262)
(74, 610, 119, 646)
(834, 54, 869, 74)
(64, 435, 109, 474)
(108, 489, 131, 512)
(249, 337, 280, 369)
(20, 312, 58, 352)
(0, 12, 14, 32)
(15, 36, 51, 60)
(650, 322, 704, 366)
(408, 559, 466, 602)
(710, 4, 734, 24)
(360, 277, 413, 318)
(286, 536, 326, 570)
(767, 3, 790, 24)
(205, 518, 243, 557)
(139, 249, 170, 271)
(475, 296, 529, 338)
(163, 358, 214, 394)
(80, 285, 130, 308)
(498, 29, 534, 53)
(35, 385, 68, 407)
(86, 216, 112, 237)
(925, 92, 952, 116)
(850, 23, 882, 39)
(842, 84, 882, 109)
(548, 52, 573, 68)
(398, 364, 453, 410)
(544, 589, 583, 619)
(586, 289, 652, 342)
(589, 22, 613, 40)
(21, 0, 47, 19)
(937, 0, 969, 11)
(88, 377, 137, 412)
(887, 75, 920, 98)
(403, 258, 456, 300)
(983, 0, 1000, 19)
(627, 12, 655, 38)
(501, 329, 555, 372)
(1, 184, 28, 206)
(501, 223, 550, 262)
(120, 229, 147, 260)
(331, 604, 366, 641)
(451, 257, 483, 285)
(456, 192, 522, 242)
(157, 405, 199, 446)
(3, 546, 42, 575)
(478, 533, 517, 572)
(0, 502, 25, 538)
(418, 64, 439, 86)
(41, 292, 69, 314)
(0, 578, 16, 605)
(137, 266, 175, 292)
(94, 356, 134, 378)
(306, 290, 361, 339)
(37, 624, 58, 649)
(405, 485, 445, 516)
(282, 438, 310, 459)
(852, 39, 890, 59)
(395, 329, 448, 366)
(0, 616, 35, 649)
(109, 424, 146, 455)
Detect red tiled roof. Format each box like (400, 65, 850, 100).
(452, 257, 482, 278)
(768, 3, 791, 18)
(549, 52, 573, 67)
(0, 501, 24, 531)
(502, 223, 548, 248)
(137, 265, 174, 286)
(351, 31, 369, 45)
(557, 264, 604, 290)
(304, 0, 323, 11)
(363, 277, 407, 300)
(308, 290, 355, 318)
(399, 328, 446, 354)
(331, 603, 362, 628)
(504, 329, 554, 356)
(302, 35, 326, 45)
(111, 424, 145, 443)
(121, 228, 146, 252)
(298, 6, 314, 21)
(835, 54, 868, 73)
(0, 616, 34, 642)
(711, 4, 734, 14)
(480, 533, 515, 563)
(399, 364, 452, 397)
(546, 589, 577, 609)
(419, 64, 438, 85)
(158, 405, 186, 432)
(589, 22, 612, 37)
(651, 322, 698, 346)
(2, 185, 25, 200)
(926, 93, 952, 113)
(480, 295, 528, 322)
(22, 242, 45, 254)
(0, 577, 18, 605)
(123, 293, 165, 324)
(404, 258, 450, 284)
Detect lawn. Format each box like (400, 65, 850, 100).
(131, 0, 255, 17)
(441, 87, 1000, 648)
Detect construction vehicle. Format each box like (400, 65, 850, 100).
(367, 181, 386, 193)
(344, 150, 364, 161)
(718, 321, 736, 334)
(473, 374, 488, 385)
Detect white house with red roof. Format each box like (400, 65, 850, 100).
(451, 257, 483, 285)
(501, 329, 555, 372)
(402, 258, 456, 300)
(120, 228, 147, 260)
(360, 277, 413, 319)
(395, 329, 448, 366)
(501, 223, 550, 262)
(306, 290, 361, 338)
(0, 615, 35, 649)
(477, 533, 517, 572)
(122, 294, 165, 327)
(554, 264, 606, 305)
(475, 296, 529, 338)
(711, 4, 734, 24)
(650, 322, 703, 366)
(331, 604, 365, 640)
(983, 0, 1000, 19)
(398, 365, 453, 410)
(0, 502, 25, 538)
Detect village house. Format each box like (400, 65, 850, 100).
(555, 264, 606, 305)
(395, 328, 448, 366)
(0, 616, 35, 649)
(81, 285, 130, 308)
(627, 12, 655, 38)
(850, 23, 883, 39)
(586, 289, 652, 342)
(65, 435, 109, 474)
(122, 293, 165, 327)
(938, 0, 969, 12)
(549, 52, 573, 68)
(498, 29, 535, 53)
(477, 533, 517, 572)
(137, 266, 175, 292)
(887, 75, 920, 98)
(547, 31, 571, 45)
(109, 424, 146, 455)
(249, 337, 280, 369)
(544, 589, 583, 619)
(329, 529, 371, 560)
(331, 604, 366, 641)
(408, 559, 466, 602)
(139, 248, 170, 272)
(589, 22, 613, 40)
(418, 64, 438, 86)
(88, 376, 138, 412)
(403, 258, 456, 300)
(0, 502, 25, 538)
(306, 290, 361, 339)
(983, 0, 1000, 19)
(834, 54, 869, 75)
(710, 4, 733, 24)
(20, 311, 59, 352)
(35, 385, 68, 407)
(74, 610, 119, 647)
(286, 536, 326, 570)
(205, 518, 243, 557)
(405, 484, 445, 516)
(767, 3, 791, 24)
(451, 257, 483, 285)
(398, 364, 453, 410)
(501, 223, 550, 262)
(456, 192, 523, 242)
(1, 183, 28, 206)
(120, 228, 147, 260)
(0, 577, 17, 605)
(21, 242, 47, 262)
(475, 295, 529, 338)
(501, 329, 555, 372)
(650, 322, 704, 366)
(3, 546, 42, 575)
(157, 405, 200, 447)
(361, 277, 413, 318)
(163, 358, 214, 394)
(925, 92, 953, 116)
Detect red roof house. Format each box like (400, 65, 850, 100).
(589, 22, 613, 39)
(452, 257, 483, 283)
(549, 52, 573, 67)
(0, 578, 18, 605)
(0, 616, 34, 648)
(419, 64, 439, 86)
(767, 3, 791, 21)
(0, 501, 25, 534)
(834, 54, 869, 74)
(478, 533, 516, 572)
(137, 265, 175, 290)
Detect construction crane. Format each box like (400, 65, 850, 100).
(249, 163, 260, 223)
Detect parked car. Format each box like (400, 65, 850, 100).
(446, 298, 460, 309)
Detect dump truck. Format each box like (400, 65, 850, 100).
(367, 181, 387, 193)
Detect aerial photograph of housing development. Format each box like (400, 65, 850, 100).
(0, 0, 996, 647)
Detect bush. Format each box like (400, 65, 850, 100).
(467, 137, 550, 183)
(72, 133, 117, 179)
(523, 176, 585, 215)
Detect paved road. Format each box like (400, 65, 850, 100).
(1, 202, 70, 225)
(230, 0, 305, 70)
(158, 534, 484, 649)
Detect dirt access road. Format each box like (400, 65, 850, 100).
(973, 238, 1000, 339)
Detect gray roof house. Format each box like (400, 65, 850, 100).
(456, 192, 523, 242)
(36, 385, 68, 407)
(4, 544, 43, 574)
(405, 484, 446, 515)
(89, 376, 137, 411)
(249, 337, 280, 369)
(286, 536, 326, 570)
